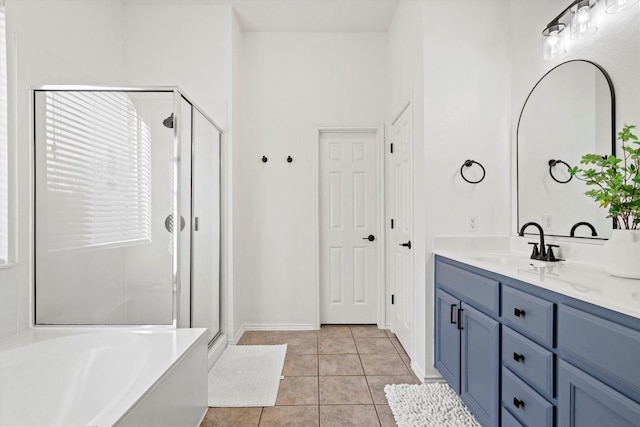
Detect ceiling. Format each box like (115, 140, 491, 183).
(123, 0, 400, 32)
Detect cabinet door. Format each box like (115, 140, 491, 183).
(461, 302, 500, 427)
(558, 361, 640, 427)
(435, 289, 461, 393)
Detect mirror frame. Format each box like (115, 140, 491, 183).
(516, 59, 616, 240)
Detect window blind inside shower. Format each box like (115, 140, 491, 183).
(43, 91, 152, 252)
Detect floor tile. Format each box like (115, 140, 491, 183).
(319, 405, 380, 426)
(318, 337, 357, 354)
(350, 325, 388, 338)
(319, 376, 373, 405)
(354, 337, 397, 354)
(277, 330, 318, 340)
(238, 331, 285, 345)
(390, 337, 406, 354)
(319, 354, 364, 375)
(286, 337, 318, 355)
(199, 407, 262, 427)
(360, 353, 411, 376)
(276, 376, 319, 405)
(400, 353, 411, 369)
(259, 406, 319, 427)
(319, 325, 353, 338)
(376, 404, 397, 427)
(283, 354, 318, 376)
(366, 375, 421, 404)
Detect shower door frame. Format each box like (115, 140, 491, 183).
(31, 86, 223, 345)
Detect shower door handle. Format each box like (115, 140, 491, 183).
(165, 214, 186, 232)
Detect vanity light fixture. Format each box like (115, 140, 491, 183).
(605, 0, 639, 13)
(542, 0, 598, 59)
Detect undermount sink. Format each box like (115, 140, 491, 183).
(472, 253, 548, 268)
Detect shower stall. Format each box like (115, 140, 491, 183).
(32, 87, 222, 345)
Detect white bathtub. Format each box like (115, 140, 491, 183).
(0, 328, 208, 427)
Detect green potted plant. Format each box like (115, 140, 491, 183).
(569, 123, 640, 279)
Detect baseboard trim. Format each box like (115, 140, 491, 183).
(230, 324, 245, 344)
(207, 334, 228, 371)
(411, 361, 427, 383)
(243, 323, 316, 331)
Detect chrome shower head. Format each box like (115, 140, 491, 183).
(162, 113, 174, 129)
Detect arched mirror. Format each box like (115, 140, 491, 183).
(517, 60, 615, 240)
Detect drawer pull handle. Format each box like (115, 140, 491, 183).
(513, 352, 525, 363)
(457, 308, 464, 330)
(450, 304, 457, 324)
(514, 308, 526, 318)
(513, 398, 525, 409)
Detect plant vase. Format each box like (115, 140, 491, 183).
(603, 230, 640, 279)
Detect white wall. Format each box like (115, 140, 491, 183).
(124, 3, 232, 126)
(386, 0, 429, 378)
(229, 10, 243, 340)
(236, 32, 386, 329)
(422, 0, 512, 375)
(0, 0, 127, 338)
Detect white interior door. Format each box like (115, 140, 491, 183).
(388, 105, 413, 352)
(320, 130, 379, 324)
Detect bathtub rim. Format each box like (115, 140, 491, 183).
(0, 327, 209, 427)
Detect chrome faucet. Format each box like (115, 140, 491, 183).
(519, 222, 547, 260)
(570, 221, 597, 237)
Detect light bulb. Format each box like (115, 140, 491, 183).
(570, 1, 598, 39)
(543, 30, 566, 60)
(606, 0, 639, 13)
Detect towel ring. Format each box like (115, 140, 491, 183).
(548, 159, 572, 184)
(460, 160, 485, 184)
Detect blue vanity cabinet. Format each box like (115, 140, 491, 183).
(557, 304, 640, 427)
(557, 360, 640, 427)
(434, 255, 640, 427)
(435, 288, 461, 393)
(434, 259, 500, 427)
(460, 302, 500, 427)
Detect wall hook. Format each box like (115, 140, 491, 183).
(460, 160, 486, 184)
(262, 156, 268, 163)
(287, 156, 293, 163)
(548, 159, 572, 184)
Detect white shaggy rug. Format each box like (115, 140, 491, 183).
(208, 344, 287, 407)
(385, 383, 480, 427)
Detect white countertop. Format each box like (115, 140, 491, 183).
(433, 249, 640, 320)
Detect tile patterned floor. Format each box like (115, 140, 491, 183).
(200, 325, 421, 427)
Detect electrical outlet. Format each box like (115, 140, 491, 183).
(468, 215, 479, 231)
(543, 214, 553, 231)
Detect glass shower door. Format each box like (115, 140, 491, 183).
(190, 109, 221, 342)
(34, 90, 178, 325)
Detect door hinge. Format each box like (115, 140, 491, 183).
(391, 219, 394, 229)
(194, 217, 199, 231)
(391, 294, 395, 305)
(390, 143, 394, 154)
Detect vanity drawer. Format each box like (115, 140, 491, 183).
(501, 406, 524, 427)
(502, 326, 554, 398)
(502, 286, 554, 348)
(435, 260, 499, 315)
(558, 304, 640, 395)
(502, 367, 554, 427)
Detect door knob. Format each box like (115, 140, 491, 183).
(399, 240, 412, 249)
(362, 235, 375, 242)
